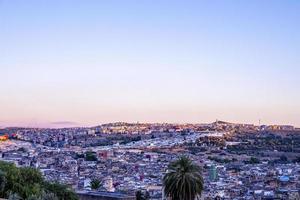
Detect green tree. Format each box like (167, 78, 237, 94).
(0, 170, 7, 195)
(136, 190, 149, 200)
(18, 167, 43, 199)
(90, 179, 101, 190)
(163, 156, 204, 200)
(17, 147, 27, 152)
(280, 155, 288, 163)
(0, 161, 21, 198)
(85, 151, 97, 161)
(244, 157, 260, 164)
(136, 190, 142, 200)
(0, 161, 78, 200)
(75, 153, 85, 159)
(144, 191, 150, 200)
(44, 182, 79, 200)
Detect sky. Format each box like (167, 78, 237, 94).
(0, 0, 300, 128)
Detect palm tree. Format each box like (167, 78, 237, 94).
(135, 190, 150, 200)
(163, 156, 204, 200)
(90, 179, 102, 190)
(136, 190, 143, 200)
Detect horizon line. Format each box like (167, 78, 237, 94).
(0, 120, 298, 129)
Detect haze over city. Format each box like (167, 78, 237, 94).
(1, 0, 300, 128)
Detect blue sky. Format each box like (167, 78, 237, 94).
(0, 0, 299, 127)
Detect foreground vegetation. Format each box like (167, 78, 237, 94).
(163, 156, 204, 200)
(0, 161, 78, 200)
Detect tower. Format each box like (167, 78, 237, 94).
(209, 164, 218, 182)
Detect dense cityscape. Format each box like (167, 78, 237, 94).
(0, 121, 300, 200)
(1, 1, 299, 199)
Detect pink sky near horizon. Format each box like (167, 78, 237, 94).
(0, 105, 299, 128)
(1, 1, 300, 128)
